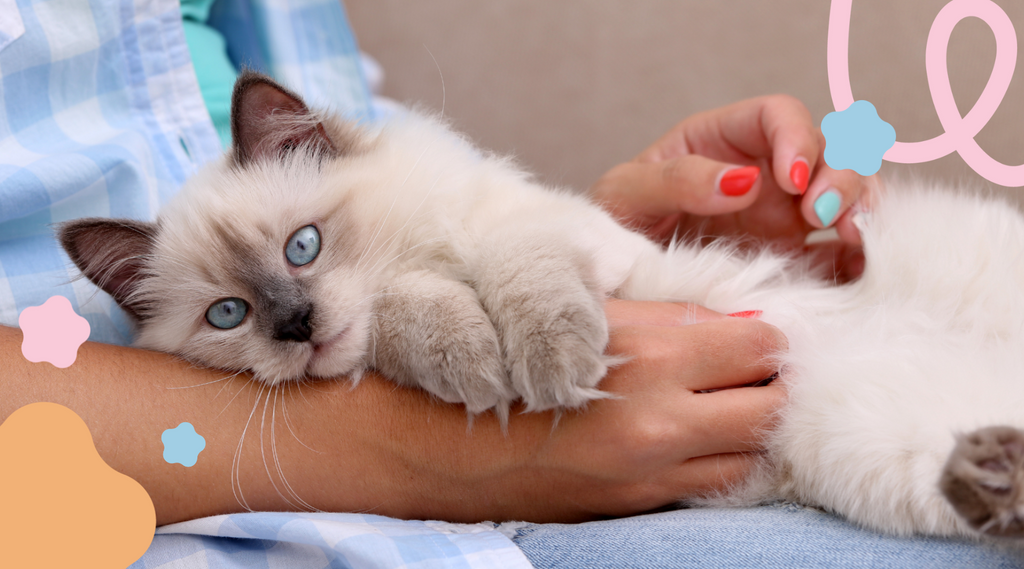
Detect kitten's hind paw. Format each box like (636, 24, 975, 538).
(940, 425, 1024, 538)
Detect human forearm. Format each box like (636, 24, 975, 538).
(1, 300, 785, 525)
(0, 324, 535, 525)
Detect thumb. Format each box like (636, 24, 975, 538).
(592, 155, 763, 223)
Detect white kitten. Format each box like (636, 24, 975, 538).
(59, 72, 1024, 539)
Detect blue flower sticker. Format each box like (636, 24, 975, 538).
(821, 100, 896, 176)
(162, 422, 206, 467)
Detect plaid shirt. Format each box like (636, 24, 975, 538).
(139, 513, 533, 569)
(0, 0, 533, 567)
(0, 0, 373, 344)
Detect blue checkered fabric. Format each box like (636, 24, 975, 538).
(0, 0, 222, 342)
(134, 513, 533, 569)
(0, 0, 373, 344)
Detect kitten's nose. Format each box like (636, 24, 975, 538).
(274, 308, 313, 343)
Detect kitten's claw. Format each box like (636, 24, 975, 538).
(371, 270, 515, 423)
(504, 300, 613, 412)
(940, 426, 1024, 538)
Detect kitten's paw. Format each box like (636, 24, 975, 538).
(940, 426, 1024, 538)
(378, 313, 513, 418)
(371, 270, 514, 421)
(504, 299, 613, 412)
(426, 329, 513, 417)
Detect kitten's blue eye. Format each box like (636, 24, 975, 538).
(206, 298, 248, 329)
(286, 225, 320, 266)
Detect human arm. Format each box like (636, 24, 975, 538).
(591, 95, 876, 278)
(0, 299, 784, 525)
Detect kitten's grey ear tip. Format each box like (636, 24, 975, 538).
(233, 68, 271, 91)
(231, 69, 293, 102)
(55, 218, 107, 251)
(55, 218, 158, 251)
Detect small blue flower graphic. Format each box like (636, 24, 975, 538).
(821, 100, 896, 176)
(162, 422, 206, 467)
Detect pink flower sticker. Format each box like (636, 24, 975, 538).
(19, 296, 91, 368)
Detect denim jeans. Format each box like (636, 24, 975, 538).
(510, 504, 1024, 568)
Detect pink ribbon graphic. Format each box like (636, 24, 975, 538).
(828, 0, 1022, 186)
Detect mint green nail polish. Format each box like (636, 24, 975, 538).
(814, 190, 842, 227)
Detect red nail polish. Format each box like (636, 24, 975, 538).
(728, 310, 763, 319)
(790, 160, 809, 194)
(719, 166, 760, 197)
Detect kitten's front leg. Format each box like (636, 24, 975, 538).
(371, 269, 514, 420)
(473, 235, 613, 412)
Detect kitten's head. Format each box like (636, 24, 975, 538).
(59, 72, 381, 383)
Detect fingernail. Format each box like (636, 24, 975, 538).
(718, 166, 760, 197)
(814, 190, 842, 227)
(789, 159, 809, 194)
(728, 310, 763, 319)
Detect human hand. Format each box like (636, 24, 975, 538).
(496, 299, 788, 521)
(591, 95, 876, 279)
(332, 299, 787, 523)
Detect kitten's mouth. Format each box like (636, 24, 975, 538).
(308, 327, 349, 363)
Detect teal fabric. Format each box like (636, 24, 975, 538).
(181, 0, 236, 148)
(179, 0, 214, 21)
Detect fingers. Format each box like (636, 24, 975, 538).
(592, 155, 766, 222)
(684, 383, 786, 458)
(625, 94, 874, 245)
(801, 162, 865, 233)
(608, 452, 769, 515)
(618, 314, 788, 458)
(561, 304, 791, 513)
(741, 96, 871, 239)
(670, 452, 767, 497)
(607, 316, 788, 394)
(729, 95, 821, 197)
(637, 95, 817, 191)
(675, 317, 788, 391)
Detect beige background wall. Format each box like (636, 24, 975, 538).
(347, 1, 1024, 205)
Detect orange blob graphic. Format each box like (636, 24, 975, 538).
(0, 402, 156, 568)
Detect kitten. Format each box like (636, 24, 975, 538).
(59, 71, 1024, 539)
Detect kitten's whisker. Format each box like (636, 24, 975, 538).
(165, 370, 241, 390)
(358, 234, 450, 281)
(298, 381, 333, 394)
(269, 385, 307, 510)
(231, 379, 264, 513)
(258, 382, 305, 511)
(295, 378, 316, 407)
(356, 53, 444, 270)
(283, 381, 323, 454)
(271, 386, 322, 512)
(218, 372, 259, 418)
(357, 165, 449, 274)
(424, 44, 446, 118)
(356, 140, 439, 273)
(213, 376, 237, 401)
(350, 501, 388, 515)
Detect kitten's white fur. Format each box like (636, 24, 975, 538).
(60, 77, 1024, 539)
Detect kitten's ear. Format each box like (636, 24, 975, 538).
(230, 71, 338, 166)
(58, 219, 158, 320)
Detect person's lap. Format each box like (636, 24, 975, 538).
(510, 504, 1024, 569)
